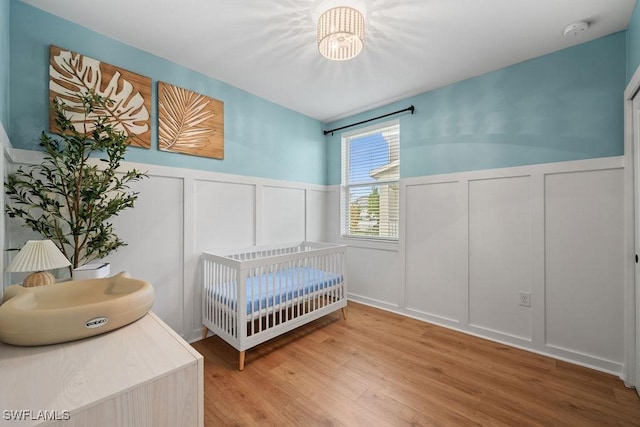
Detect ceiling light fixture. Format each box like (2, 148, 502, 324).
(317, 6, 365, 61)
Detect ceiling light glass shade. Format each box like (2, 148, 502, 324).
(6, 240, 71, 287)
(317, 6, 365, 61)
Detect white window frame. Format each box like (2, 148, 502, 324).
(340, 119, 400, 243)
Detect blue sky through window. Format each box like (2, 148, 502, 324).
(349, 132, 389, 184)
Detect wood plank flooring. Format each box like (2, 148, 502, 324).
(192, 302, 640, 426)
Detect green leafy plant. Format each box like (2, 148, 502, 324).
(5, 90, 147, 271)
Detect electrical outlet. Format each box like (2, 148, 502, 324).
(519, 292, 531, 307)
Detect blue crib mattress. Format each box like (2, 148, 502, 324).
(211, 267, 343, 315)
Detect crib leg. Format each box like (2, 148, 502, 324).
(341, 307, 347, 320)
(239, 351, 246, 371)
(201, 327, 208, 341)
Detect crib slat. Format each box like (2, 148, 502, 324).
(280, 261, 286, 325)
(227, 265, 232, 336)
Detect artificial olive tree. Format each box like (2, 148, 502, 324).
(5, 91, 147, 271)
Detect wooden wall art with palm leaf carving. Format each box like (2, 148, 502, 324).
(49, 45, 152, 148)
(158, 82, 224, 159)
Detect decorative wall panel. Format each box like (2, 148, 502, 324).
(405, 181, 461, 322)
(49, 45, 151, 148)
(545, 169, 624, 362)
(158, 82, 224, 159)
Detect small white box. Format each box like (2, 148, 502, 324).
(72, 263, 110, 280)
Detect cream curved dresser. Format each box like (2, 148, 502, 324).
(0, 312, 203, 427)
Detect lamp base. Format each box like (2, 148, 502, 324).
(22, 271, 56, 287)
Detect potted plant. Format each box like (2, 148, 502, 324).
(5, 90, 147, 276)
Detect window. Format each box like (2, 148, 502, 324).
(341, 120, 399, 240)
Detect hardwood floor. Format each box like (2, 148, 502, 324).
(192, 302, 640, 426)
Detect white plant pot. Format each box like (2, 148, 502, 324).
(72, 263, 110, 280)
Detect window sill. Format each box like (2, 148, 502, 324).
(338, 236, 399, 252)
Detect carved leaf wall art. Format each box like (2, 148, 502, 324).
(158, 82, 224, 159)
(49, 45, 152, 148)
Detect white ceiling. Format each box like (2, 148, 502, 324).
(20, 0, 638, 122)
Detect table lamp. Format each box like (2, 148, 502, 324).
(5, 240, 71, 287)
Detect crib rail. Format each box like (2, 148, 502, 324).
(202, 242, 346, 353)
(203, 241, 339, 266)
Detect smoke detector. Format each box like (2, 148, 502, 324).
(563, 21, 589, 37)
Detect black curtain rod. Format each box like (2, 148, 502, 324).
(323, 105, 415, 136)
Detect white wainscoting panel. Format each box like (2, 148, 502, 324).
(325, 185, 341, 243)
(194, 180, 256, 251)
(405, 181, 462, 322)
(189, 179, 257, 340)
(306, 189, 327, 242)
(347, 246, 401, 307)
(105, 175, 185, 335)
(545, 169, 625, 364)
(262, 186, 306, 244)
(468, 176, 532, 340)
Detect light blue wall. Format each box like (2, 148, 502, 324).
(628, 2, 640, 81)
(0, 0, 9, 130)
(326, 32, 626, 184)
(7, 0, 630, 186)
(9, 0, 326, 185)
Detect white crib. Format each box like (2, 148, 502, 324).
(201, 241, 347, 370)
